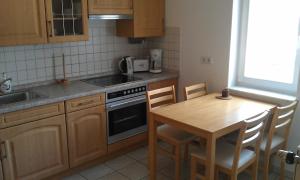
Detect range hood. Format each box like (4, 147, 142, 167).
(89, 14, 133, 20)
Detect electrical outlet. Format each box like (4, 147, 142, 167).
(200, 57, 206, 64)
(200, 56, 214, 64)
(207, 57, 214, 64)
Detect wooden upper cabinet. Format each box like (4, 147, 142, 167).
(0, 115, 69, 180)
(89, 0, 133, 15)
(116, 0, 165, 38)
(66, 105, 107, 168)
(45, 0, 89, 43)
(0, 0, 47, 46)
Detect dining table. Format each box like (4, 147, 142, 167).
(148, 93, 276, 180)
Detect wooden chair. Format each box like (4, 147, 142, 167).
(261, 100, 298, 180)
(184, 83, 208, 147)
(147, 85, 196, 180)
(191, 111, 270, 180)
(184, 82, 207, 100)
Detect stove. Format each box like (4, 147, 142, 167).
(82, 74, 148, 144)
(82, 74, 142, 87)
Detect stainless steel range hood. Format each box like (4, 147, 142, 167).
(89, 14, 133, 20)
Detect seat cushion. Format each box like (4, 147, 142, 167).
(157, 124, 196, 144)
(191, 141, 256, 170)
(215, 141, 256, 169)
(260, 134, 285, 152)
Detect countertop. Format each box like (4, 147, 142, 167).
(0, 72, 178, 114)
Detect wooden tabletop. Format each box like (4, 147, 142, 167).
(151, 93, 276, 137)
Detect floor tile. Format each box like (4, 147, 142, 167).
(79, 164, 114, 180)
(140, 154, 173, 170)
(159, 162, 175, 179)
(98, 172, 129, 180)
(67, 144, 293, 180)
(105, 155, 136, 170)
(62, 174, 87, 180)
(127, 146, 148, 160)
(118, 162, 148, 180)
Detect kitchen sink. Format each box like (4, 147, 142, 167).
(0, 91, 46, 105)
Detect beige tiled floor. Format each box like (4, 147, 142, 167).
(62, 145, 293, 180)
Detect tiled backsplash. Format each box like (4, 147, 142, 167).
(0, 21, 180, 87)
(148, 27, 180, 71)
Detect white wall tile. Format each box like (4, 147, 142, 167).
(0, 20, 151, 86)
(148, 27, 180, 71)
(17, 70, 27, 81)
(26, 60, 36, 70)
(25, 50, 35, 60)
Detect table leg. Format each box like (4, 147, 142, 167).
(206, 134, 216, 180)
(149, 113, 157, 180)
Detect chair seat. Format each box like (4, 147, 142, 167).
(191, 141, 256, 170)
(157, 124, 196, 144)
(260, 134, 285, 152)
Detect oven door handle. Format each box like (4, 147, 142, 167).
(106, 96, 146, 111)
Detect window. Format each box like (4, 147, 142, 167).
(234, 0, 300, 95)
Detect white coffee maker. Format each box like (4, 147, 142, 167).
(150, 49, 163, 73)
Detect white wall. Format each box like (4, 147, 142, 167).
(166, 0, 300, 172)
(166, 0, 233, 100)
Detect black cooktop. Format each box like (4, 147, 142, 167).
(82, 74, 142, 87)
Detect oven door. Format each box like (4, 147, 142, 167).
(106, 95, 147, 144)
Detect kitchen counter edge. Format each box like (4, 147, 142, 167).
(0, 72, 178, 114)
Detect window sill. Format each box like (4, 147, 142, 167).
(229, 86, 296, 105)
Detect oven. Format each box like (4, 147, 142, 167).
(106, 85, 148, 144)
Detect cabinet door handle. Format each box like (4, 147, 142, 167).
(0, 141, 7, 160)
(47, 20, 53, 37)
(77, 100, 95, 107)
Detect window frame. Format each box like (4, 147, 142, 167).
(235, 0, 300, 95)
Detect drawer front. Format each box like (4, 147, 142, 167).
(66, 94, 105, 112)
(1, 103, 65, 128)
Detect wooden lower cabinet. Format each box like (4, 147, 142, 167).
(66, 105, 107, 168)
(0, 115, 68, 180)
(148, 78, 178, 91)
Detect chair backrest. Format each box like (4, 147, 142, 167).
(184, 82, 207, 100)
(232, 111, 270, 170)
(147, 85, 176, 112)
(266, 100, 298, 150)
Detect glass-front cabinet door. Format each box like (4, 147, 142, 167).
(45, 0, 88, 42)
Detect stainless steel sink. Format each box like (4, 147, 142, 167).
(0, 91, 46, 105)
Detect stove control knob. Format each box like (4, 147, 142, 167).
(135, 88, 138, 92)
(127, 90, 131, 94)
(138, 88, 142, 91)
(131, 89, 134, 93)
(123, 91, 127, 95)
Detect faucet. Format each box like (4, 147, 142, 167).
(0, 73, 12, 94)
